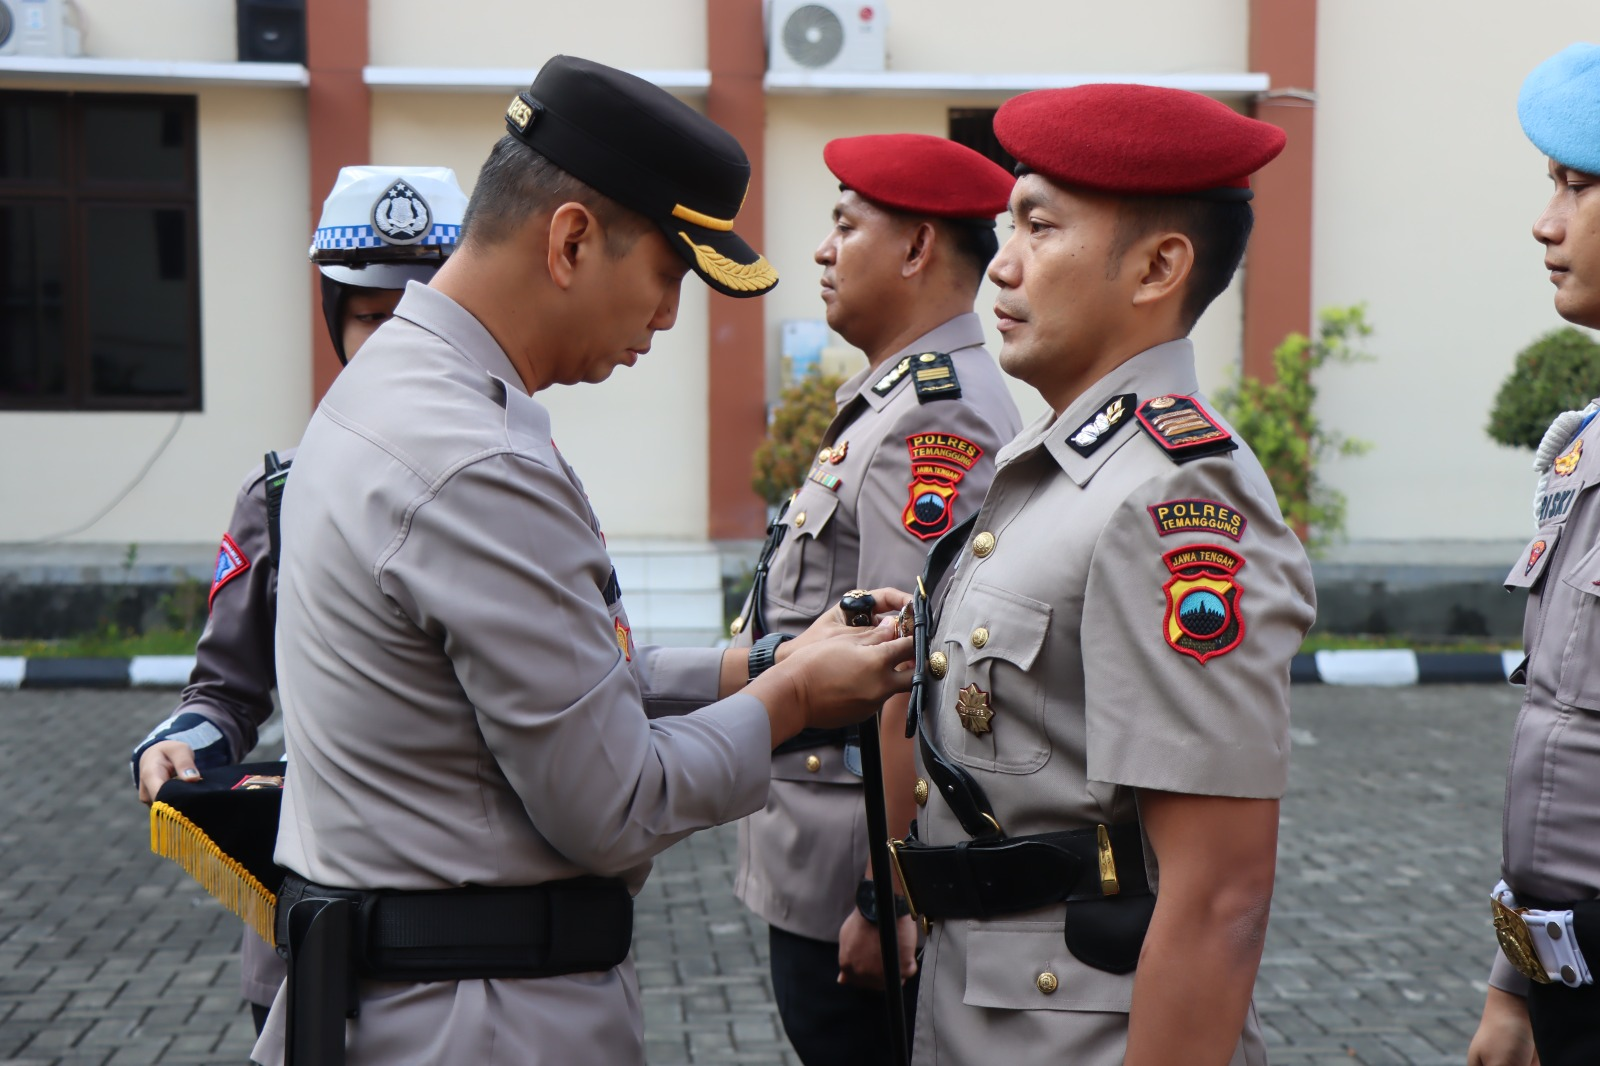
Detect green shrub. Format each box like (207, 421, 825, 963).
(751, 371, 845, 507)
(1213, 305, 1374, 552)
(1486, 327, 1600, 450)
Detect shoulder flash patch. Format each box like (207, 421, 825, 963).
(1136, 395, 1238, 463)
(1066, 393, 1136, 457)
(209, 533, 250, 610)
(911, 352, 963, 403)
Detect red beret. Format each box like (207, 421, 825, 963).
(994, 84, 1286, 199)
(823, 134, 1014, 219)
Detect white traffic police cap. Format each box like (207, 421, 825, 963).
(309, 165, 468, 288)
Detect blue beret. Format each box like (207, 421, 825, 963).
(1519, 43, 1600, 175)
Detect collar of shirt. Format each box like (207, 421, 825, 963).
(998, 338, 1200, 485)
(391, 280, 554, 451)
(840, 311, 989, 412)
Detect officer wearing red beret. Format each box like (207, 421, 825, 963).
(889, 86, 1315, 1066)
(729, 133, 1022, 1065)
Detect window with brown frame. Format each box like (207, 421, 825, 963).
(948, 108, 1016, 176)
(0, 90, 201, 411)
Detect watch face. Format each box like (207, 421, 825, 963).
(856, 880, 879, 923)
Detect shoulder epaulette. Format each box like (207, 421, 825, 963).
(871, 351, 965, 403)
(910, 351, 962, 403)
(1135, 395, 1238, 464)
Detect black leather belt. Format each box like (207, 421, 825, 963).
(276, 873, 633, 1065)
(890, 822, 1148, 921)
(772, 726, 851, 756)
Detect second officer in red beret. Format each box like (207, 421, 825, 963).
(889, 86, 1316, 1066)
(729, 133, 1022, 1066)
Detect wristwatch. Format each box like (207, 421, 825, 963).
(855, 879, 911, 924)
(747, 632, 794, 682)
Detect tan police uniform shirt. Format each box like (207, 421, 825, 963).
(132, 455, 291, 1007)
(733, 313, 1022, 942)
(908, 340, 1316, 1066)
(250, 283, 775, 1066)
(1491, 403, 1600, 995)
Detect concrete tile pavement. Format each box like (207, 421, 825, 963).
(0, 685, 1523, 1064)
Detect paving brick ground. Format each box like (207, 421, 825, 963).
(0, 685, 1523, 1064)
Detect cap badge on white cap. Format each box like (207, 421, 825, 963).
(371, 180, 433, 246)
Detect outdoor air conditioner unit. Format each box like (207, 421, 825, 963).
(768, 0, 886, 75)
(0, 0, 83, 58)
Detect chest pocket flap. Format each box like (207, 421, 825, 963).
(1506, 528, 1561, 590)
(945, 583, 1053, 774)
(957, 582, 1051, 672)
(787, 488, 840, 542)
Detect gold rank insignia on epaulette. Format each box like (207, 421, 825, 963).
(910, 351, 962, 403)
(1135, 395, 1238, 464)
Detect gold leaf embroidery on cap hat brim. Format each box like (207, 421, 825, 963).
(677, 232, 777, 292)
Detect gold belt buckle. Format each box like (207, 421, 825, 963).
(1491, 895, 1554, 984)
(888, 838, 931, 935)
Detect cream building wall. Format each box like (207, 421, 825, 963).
(369, 0, 706, 69)
(70, 0, 237, 62)
(878, 0, 1247, 73)
(0, 0, 310, 545)
(1313, 0, 1600, 550)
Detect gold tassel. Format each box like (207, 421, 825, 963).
(150, 801, 277, 945)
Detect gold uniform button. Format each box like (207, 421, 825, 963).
(971, 627, 989, 649)
(1036, 972, 1059, 995)
(928, 651, 948, 678)
(729, 616, 744, 637)
(914, 778, 929, 806)
(794, 511, 807, 528)
(805, 754, 822, 772)
(972, 531, 996, 558)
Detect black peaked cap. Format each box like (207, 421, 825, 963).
(505, 55, 776, 298)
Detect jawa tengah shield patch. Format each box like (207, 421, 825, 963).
(1162, 543, 1246, 664)
(902, 433, 982, 540)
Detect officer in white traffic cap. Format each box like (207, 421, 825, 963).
(1469, 43, 1600, 1066)
(130, 165, 468, 1034)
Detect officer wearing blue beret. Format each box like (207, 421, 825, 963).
(1469, 42, 1600, 1066)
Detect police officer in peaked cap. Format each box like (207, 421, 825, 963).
(729, 133, 1021, 1066)
(1469, 43, 1600, 1066)
(249, 55, 914, 1066)
(130, 164, 467, 1035)
(889, 85, 1315, 1065)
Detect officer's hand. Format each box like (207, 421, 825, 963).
(755, 617, 913, 741)
(137, 741, 201, 805)
(783, 586, 913, 658)
(836, 909, 918, 990)
(1467, 986, 1540, 1066)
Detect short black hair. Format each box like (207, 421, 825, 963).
(461, 135, 652, 257)
(1107, 198, 1254, 328)
(939, 219, 999, 289)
